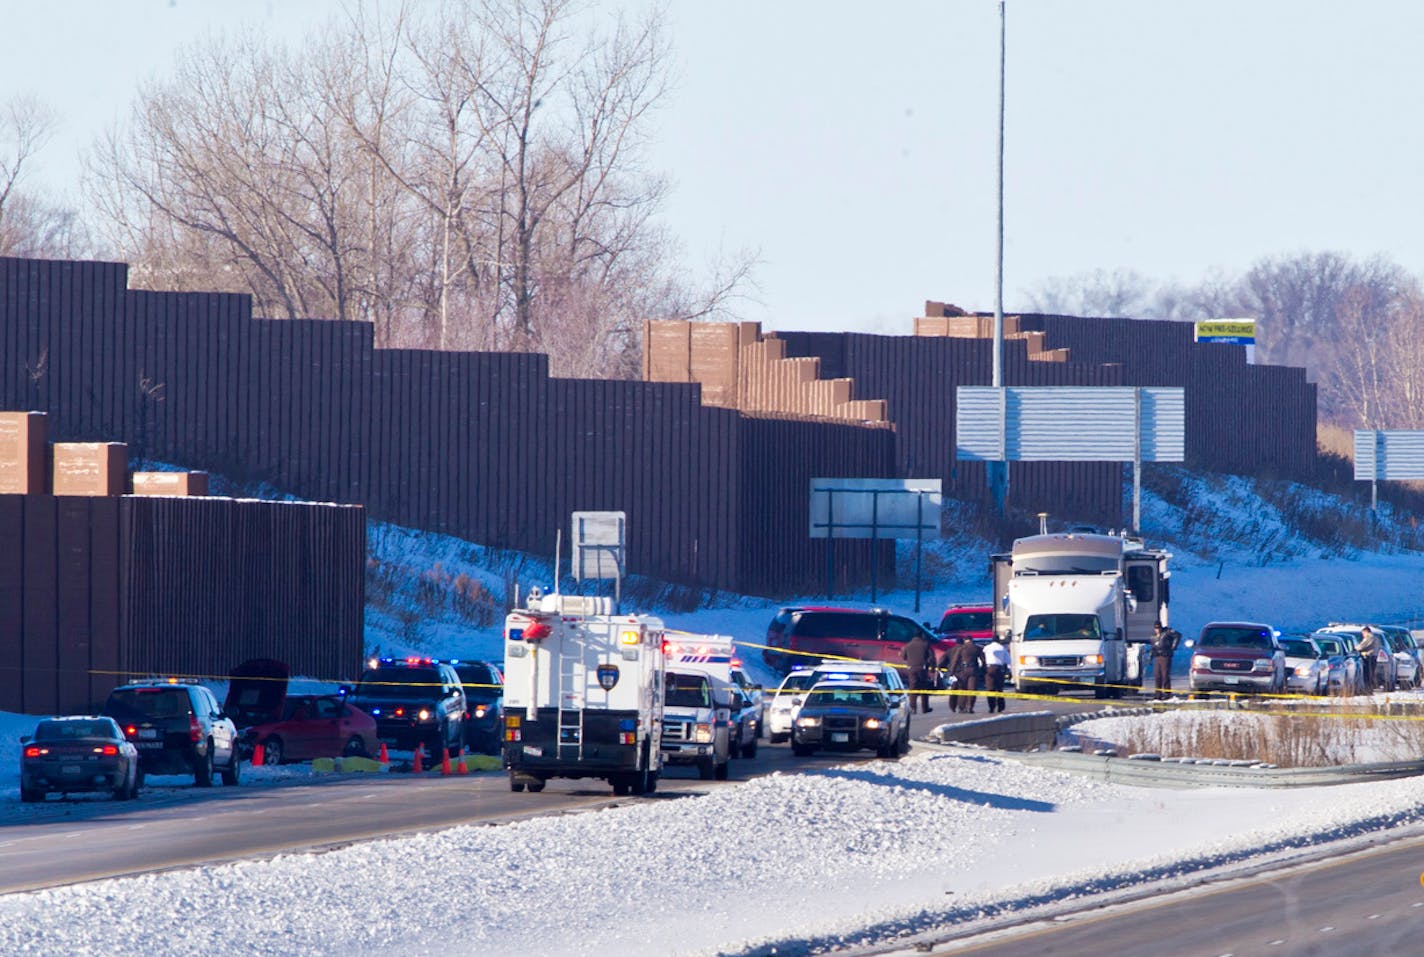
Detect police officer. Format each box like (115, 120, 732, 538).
(1152, 622, 1181, 699)
(950, 638, 986, 713)
(901, 629, 939, 713)
(982, 632, 1011, 713)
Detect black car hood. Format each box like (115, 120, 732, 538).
(225, 658, 290, 729)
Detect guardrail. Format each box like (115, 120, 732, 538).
(914, 708, 1424, 788)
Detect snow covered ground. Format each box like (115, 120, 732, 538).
(4, 474, 1424, 954)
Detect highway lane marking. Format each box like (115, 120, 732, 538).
(1366, 913, 1382, 920)
(1318, 926, 1334, 932)
(1267, 939, 1284, 946)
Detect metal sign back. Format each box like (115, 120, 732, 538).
(956, 386, 1185, 463)
(808, 478, 942, 539)
(1355, 430, 1424, 481)
(571, 511, 626, 581)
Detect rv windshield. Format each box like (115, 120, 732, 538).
(665, 673, 711, 708)
(1022, 614, 1102, 641)
(1016, 555, 1118, 575)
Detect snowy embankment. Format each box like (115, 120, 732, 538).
(1, 749, 1422, 956)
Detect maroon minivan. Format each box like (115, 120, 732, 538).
(762, 606, 948, 674)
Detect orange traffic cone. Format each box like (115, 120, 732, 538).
(412, 743, 424, 774)
(378, 742, 389, 765)
(440, 747, 452, 776)
(252, 742, 265, 767)
(456, 755, 468, 775)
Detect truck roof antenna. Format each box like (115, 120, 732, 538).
(553, 528, 562, 597)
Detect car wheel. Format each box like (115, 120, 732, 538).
(194, 746, 215, 787)
(741, 737, 758, 759)
(697, 756, 716, 780)
(342, 735, 369, 759)
(509, 772, 525, 792)
(897, 725, 912, 756)
(112, 776, 130, 801)
(792, 742, 814, 758)
(611, 776, 632, 796)
(263, 736, 285, 767)
(134, 767, 145, 791)
(526, 777, 546, 793)
(221, 752, 241, 787)
(714, 759, 729, 781)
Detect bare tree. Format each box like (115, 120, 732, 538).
(84, 0, 753, 376)
(0, 94, 90, 258)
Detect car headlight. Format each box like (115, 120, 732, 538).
(474, 705, 489, 718)
(796, 716, 821, 728)
(1253, 659, 1272, 671)
(1294, 665, 1313, 677)
(1082, 654, 1103, 665)
(862, 718, 883, 729)
(417, 708, 432, 721)
(693, 723, 713, 743)
(1191, 655, 1210, 669)
(1019, 655, 1038, 668)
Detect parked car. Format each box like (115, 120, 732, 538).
(936, 603, 994, 645)
(790, 680, 909, 759)
(765, 669, 821, 744)
(1376, 625, 1420, 690)
(224, 658, 291, 731)
(762, 607, 948, 674)
(1279, 635, 1328, 696)
(345, 657, 465, 756)
(1308, 632, 1365, 696)
(102, 679, 241, 787)
(808, 660, 913, 734)
(1187, 622, 1286, 697)
(444, 659, 505, 754)
(727, 683, 759, 759)
(239, 695, 380, 765)
(1317, 624, 1398, 691)
(21, 716, 141, 803)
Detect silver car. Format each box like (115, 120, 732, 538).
(1279, 635, 1328, 696)
(1377, 625, 1420, 690)
(1308, 632, 1363, 696)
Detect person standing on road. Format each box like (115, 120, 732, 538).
(901, 629, 939, 714)
(950, 639, 986, 713)
(1357, 626, 1379, 690)
(982, 633, 1011, 713)
(1151, 623, 1182, 699)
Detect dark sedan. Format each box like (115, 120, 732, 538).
(446, 659, 504, 755)
(241, 695, 380, 765)
(22, 716, 140, 802)
(790, 681, 909, 759)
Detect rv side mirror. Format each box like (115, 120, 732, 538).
(20, 735, 31, 745)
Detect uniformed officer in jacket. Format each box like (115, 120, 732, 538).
(901, 630, 939, 713)
(1151, 622, 1182, 699)
(949, 638, 986, 713)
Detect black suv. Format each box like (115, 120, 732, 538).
(444, 659, 504, 755)
(102, 679, 241, 787)
(346, 658, 466, 756)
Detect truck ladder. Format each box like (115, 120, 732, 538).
(555, 625, 586, 762)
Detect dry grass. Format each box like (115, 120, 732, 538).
(1098, 705, 1424, 767)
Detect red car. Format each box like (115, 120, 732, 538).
(937, 603, 994, 645)
(762, 606, 948, 674)
(240, 694, 380, 765)
(224, 658, 380, 765)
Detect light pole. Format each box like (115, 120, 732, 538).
(988, 0, 1010, 515)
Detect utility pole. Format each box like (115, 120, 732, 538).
(989, 0, 1010, 514)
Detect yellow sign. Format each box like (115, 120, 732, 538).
(1195, 319, 1256, 344)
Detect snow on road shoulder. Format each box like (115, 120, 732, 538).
(4, 751, 1424, 957)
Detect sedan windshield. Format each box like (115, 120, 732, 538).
(1312, 635, 1345, 656)
(1280, 639, 1318, 658)
(807, 688, 886, 708)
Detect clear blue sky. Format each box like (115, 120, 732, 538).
(6, 0, 1423, 334)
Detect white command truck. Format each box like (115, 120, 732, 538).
(663, 634, 758, 769)
(502, 592, 666, 796)
(992, 532, 1170, 698)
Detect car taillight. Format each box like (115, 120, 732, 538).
(124, 725, 138, 739)
(189, 715, 202, 742)
(23, 745, 41, 758)
(98, 745, 119, 755)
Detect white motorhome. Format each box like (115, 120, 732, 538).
(502, 591, 666, 796)
(992, 533, 1170, 698)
